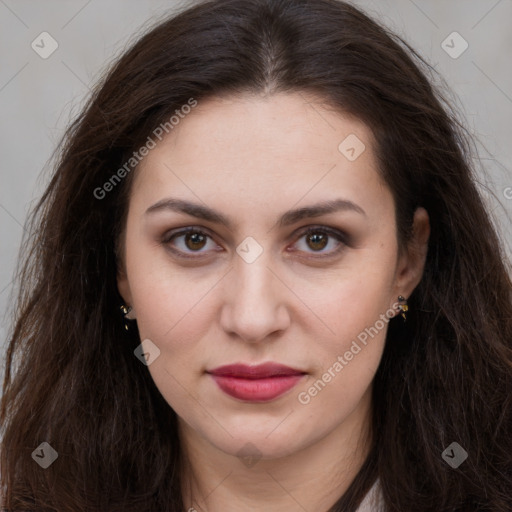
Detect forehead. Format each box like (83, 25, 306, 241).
(139, 91, 374, 167)
(130, 92, 391, 225)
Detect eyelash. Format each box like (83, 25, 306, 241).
(161, 225, 348, 260)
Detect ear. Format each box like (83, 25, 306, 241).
(116, 231, 134, 314)
(117, 268, 132, 304)
(393, 207, 430, 301)
(117, 267, 137, 320)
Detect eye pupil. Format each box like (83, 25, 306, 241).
(186, 232, 207, 250)
(307, 232, 328, 251)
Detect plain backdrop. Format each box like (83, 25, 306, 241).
(1, 0, 511, 386)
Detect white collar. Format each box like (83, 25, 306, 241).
(354, 477, 384, 512)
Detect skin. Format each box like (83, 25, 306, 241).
(117, 92, 430, 512)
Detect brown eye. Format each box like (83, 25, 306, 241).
(162, 227, 218, 258)
(292, 226, 347, 257)
(306, 232, 328, 251)
(184, 231, 207, 251)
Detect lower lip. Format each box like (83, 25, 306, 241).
(209, 374, 304, 402)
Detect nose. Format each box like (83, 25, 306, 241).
(219, 250, 291, 343)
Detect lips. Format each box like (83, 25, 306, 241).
(209, 362, 305, 379)
(207, 363, 306, 402)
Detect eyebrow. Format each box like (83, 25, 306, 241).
(145, 197, 366, 228)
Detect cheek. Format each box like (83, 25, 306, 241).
(296, 280, 393, 413)
(132, 276, 214, 355)
(305, 251, 397, 346)
(296, 247, 396, 396)
(123, 228, 211, 339)
(308, 288, 391, 391)
(325, 280, 394, 342)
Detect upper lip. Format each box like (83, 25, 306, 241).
(208, 363, 306, 379)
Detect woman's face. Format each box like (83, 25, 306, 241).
(117, 92, 429, 461)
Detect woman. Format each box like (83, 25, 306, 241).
(1, 0, 511, 510)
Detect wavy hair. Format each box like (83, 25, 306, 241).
(1, 0, 511, 510)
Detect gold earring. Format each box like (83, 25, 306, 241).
(120, 304, 136, 330)
(397, 295, 409, 322)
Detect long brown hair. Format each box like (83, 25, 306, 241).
(2, 0, 511, 510)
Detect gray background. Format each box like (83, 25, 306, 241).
(1, 0, 511, 384)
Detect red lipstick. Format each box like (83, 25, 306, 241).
(207, 363, 306, 402)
